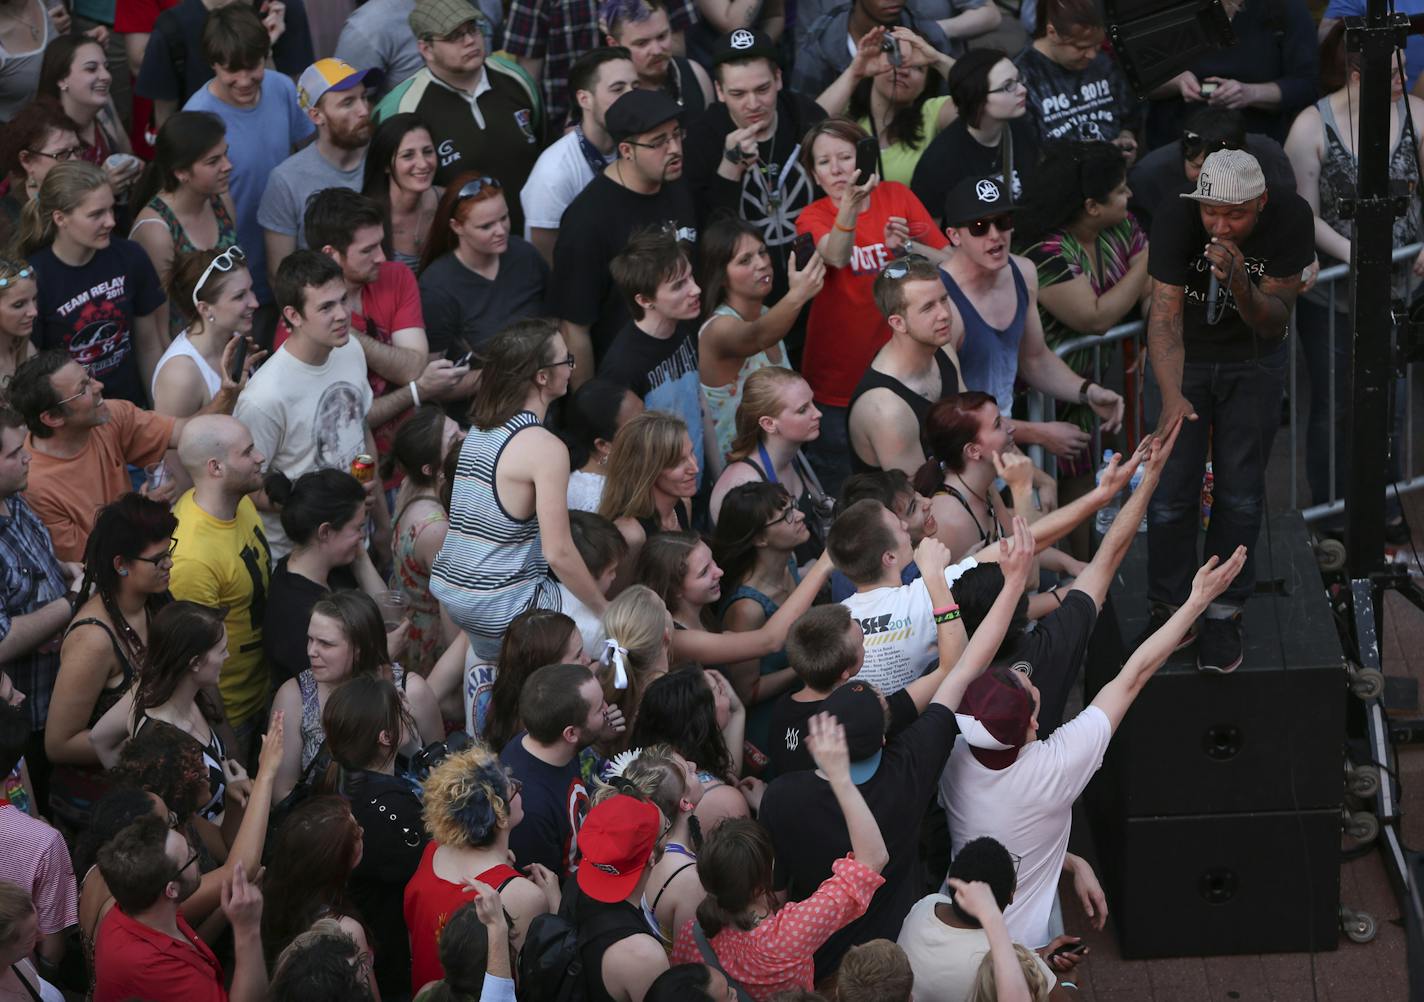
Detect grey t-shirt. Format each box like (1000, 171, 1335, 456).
(334, 0, 502, 99)
(257, 143, 366, 250)
(418, 237, 549, 354)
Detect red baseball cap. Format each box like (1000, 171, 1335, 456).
(576, 795, 663, 903)
(955, 666, 1032, 770)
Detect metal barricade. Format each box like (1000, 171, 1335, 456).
(1023, 242, 1422, 523)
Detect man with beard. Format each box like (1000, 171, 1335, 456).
(684, 29, 826, 308)
(172, 415, 273, 762)
(602, 0, 713, 115)
(551, 88, 697, 374)
(93, 814, 268, 1002)
(376, 0, 544, 234)
(259, 57, 380, 286)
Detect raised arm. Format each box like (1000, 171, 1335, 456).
(670, 557, 834, 665)
(1090, 548, 1246, 731)
(806, 712, 888, 872)
(700, 251, 825, 363)
(947, 877, 1032, 1002)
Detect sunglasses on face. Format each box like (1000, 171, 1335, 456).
(964, 214, 1014, 237)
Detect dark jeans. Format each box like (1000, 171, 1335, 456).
(1294, 298, 1405, 519)
(1147, 345, 1287, 611)
(804, 403, 852, 501)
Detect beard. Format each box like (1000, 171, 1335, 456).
(329, 119, 374, 150)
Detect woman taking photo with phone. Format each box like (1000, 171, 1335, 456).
(151, 247, 260, 418)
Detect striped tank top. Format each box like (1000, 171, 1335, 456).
(429, 410, 561, 660)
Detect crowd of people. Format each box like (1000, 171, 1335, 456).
(0, 0, 1407, 998)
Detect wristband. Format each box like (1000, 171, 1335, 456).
(410, 380, 421, 407)
(934, 609, 961, 624)
(1078, 378, 1094, 404)
(834, 220, 856, 233)
(1050, 588, 1064, 606)
(932, 605, 959, 616)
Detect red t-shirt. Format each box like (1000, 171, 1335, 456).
(93, 906, 225, 1002)
(274, 261, 425, 485)
(403, 841, 521, 994)
(114, 0, 181, 34)
(796, 182, 947, 408)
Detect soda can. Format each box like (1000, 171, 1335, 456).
(350, 454, 376, 484)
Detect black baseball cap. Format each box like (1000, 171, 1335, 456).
(712, 28, 779, 66)
(943, 175, 1017, 228)
(605, 89, 684, 142)
(823, 681, 886, 783)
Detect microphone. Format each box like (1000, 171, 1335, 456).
(1205, 263, 1221, 326)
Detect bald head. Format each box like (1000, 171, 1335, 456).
(177, 415, 265, 497)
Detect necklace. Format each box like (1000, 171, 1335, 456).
(0, 0, 37, 42)
(102, 590, 150, 666)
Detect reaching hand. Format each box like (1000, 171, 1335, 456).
(221, 860, 264, 936)
(805, 712, 852, 784)
(998, 516, 1035, 588)
(522, 863, 562, 913)
(466, 879, 510, 935)
(946, 876, 1003, 925)
(1141, 417, 1183, 486)
(1035, 420, 1091, 458)
(1155, 394, 1197, 437)
(1188, 547, 1247, 607)
(991, 450, 1035, 495)
(914, 536, 952, 576)
(258, 709, 285, 779)
(1085, 384, 1125, 433)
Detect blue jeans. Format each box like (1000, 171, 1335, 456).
(1147, 345, 1287, 611)
(1294, 298, 1405, 519)
(804, 403, 852, 501)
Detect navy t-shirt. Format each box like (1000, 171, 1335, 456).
(500, 733, 590, 878)
(31, 238, 165, 407)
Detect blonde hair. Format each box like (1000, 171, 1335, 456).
(597, 410, 689, 522)
(421, 744, 515, 849)
(837, 939, 914, 1002)
(0, 881, 35, 946)
(969, 943, 1053, 1002)
(593, 743, 688, 821)
(727, 367, 810, 461)
(19, 160, 110, 255)
(598, 584, 672, 731)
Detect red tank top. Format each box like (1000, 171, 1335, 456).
(403, 841, 521, 993)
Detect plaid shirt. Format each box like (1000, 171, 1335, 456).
(0, 494, 68, 729)
(502, 0, 698, 129)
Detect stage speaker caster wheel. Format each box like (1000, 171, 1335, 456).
(1350, 668, 1385, 701)
(1316, 537, 1346, 572)
(1340, 907, 1378, 944)
(1346, 764, 1381, 799)
(1343, 809, 1380, 844)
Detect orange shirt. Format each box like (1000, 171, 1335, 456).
(25, 399, 174, 561)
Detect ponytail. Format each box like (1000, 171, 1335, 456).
(912, 459, 942, 499)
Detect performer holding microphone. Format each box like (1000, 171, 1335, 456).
(1143, 149, 1313, 673)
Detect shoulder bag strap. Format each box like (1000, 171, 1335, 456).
(690, 922, 756, 1002)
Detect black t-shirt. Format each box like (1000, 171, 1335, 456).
(683, 90, 827, 298)
(549, 174, 698, 359)
(765, 687, 919, 779)
(759, 702, 959, 979)
(1147, 187, 1315, 362)
(1006, 588, 1098, 739)
(262, 559, 360, 687)
(1127, 135, 1297, 233)
(599, 320, 705, 477)
(135, 0, 314, 105)
(418, 238, 549, 355)
(31, 238, 166, 408)
(910, 117, 1039, 225)
(344, 769, 429, 999)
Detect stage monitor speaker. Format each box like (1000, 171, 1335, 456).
(1106, 0, 1236, 95)
(1100, 808, 1341, 958)
(1085, 513, 1347, 817)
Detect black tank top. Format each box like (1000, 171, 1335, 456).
(662, 57, 707, 117)
(847, 349, 960, 473)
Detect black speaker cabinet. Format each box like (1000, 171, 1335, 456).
(1084, 513, 1346, 957)
(1099, 809, 1342, 959)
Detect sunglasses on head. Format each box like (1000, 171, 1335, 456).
(192, 246, 246, 310)
(0, 266, 33, 289)
(880, 253, 930, 280)
(456, 176, 503, 201)
(964, 214, 1014, 237)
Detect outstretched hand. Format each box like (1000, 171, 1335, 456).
(998, 516, 1035, 587)
(1189, 546, 1247, 606)
(805, 712, 851, 784)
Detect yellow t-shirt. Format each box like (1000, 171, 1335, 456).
(169, 490, 273, 726)
(858, 95, 954, 188)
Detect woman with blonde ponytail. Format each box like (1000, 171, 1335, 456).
(709, 367, 830, 562)
(597, 584, 673, 741)
(24, 161, 167, 406)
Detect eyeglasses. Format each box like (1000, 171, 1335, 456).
(436, 20, 485, 43)
(988, 77, 1024, 94)
(504, 775, 523, 800)
(964, 214, 1014, 237)
(880, 253, 930, 280)
(192, 245, 246, 310)
(172, 846, 201, 881)
(1006, 849, 1022, 877)
(539, 354, 576, 371)
(456, 176, 503, 201)
(25, 146, 81, 162)
(0, 266, 33, 289)
(132, 538, 179, 566)
(765, 505, 801, 527)
(627, 127, 686, 152)
(50, 376, 95, 411)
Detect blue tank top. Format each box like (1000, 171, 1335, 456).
(939, 259, 1028, 415)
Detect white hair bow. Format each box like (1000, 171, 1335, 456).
(601, 638, 629, 690)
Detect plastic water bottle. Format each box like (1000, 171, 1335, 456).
(1130, 462, 1147, 533)
(1094, 449, 1120, 536)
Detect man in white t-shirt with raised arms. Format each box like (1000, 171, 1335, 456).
(235, 250, 376, 558)
(940, 543, 1247, 949)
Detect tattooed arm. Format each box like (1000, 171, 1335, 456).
(1146, 279, 1197, 436)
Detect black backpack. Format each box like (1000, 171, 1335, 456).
(516, 906, 649, 1002)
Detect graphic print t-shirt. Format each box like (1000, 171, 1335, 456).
(32, 239, 166, 406)
(600, 319, 706, 485)
(1015, 46, 1138, 145)
(500, 733, 590, 878)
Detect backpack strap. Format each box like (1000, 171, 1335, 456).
(690, 921, 756, 1002)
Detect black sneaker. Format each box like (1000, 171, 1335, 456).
(1197, 613, 1243, 674)
(1134, 603, 1198, 653)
